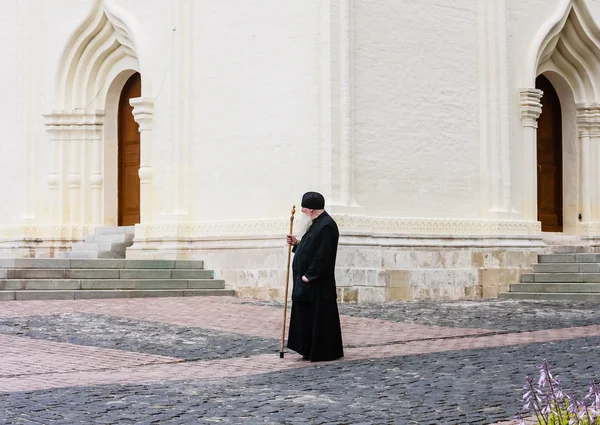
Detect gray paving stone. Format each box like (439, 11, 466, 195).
(247, 299, 600, 332)
(0, 313, 278, 360)
(2, 336, 599, 424)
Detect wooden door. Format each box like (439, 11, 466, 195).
(118, 72, 141, 226)
(536, 75, 563, 232)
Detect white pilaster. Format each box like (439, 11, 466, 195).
(319, 0, 360, 212)
(19, 0, 39, 222)
(130, 97, 155, 224)
(479, 0, 512, 216)
(519, 88, 543, 221)
(170, 0, 192, 217)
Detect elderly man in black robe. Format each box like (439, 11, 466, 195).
(285, 191, 344, 362)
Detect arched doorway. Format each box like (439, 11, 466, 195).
(536, 74, 563, 232)
(117, 72, 141, 226)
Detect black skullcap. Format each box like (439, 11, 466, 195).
(301, 191, 325, 209)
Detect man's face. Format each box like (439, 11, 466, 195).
(301, 207, 313, 217)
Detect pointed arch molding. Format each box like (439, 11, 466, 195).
(526, 0, 600, 102)
(54, 0, 145, 110)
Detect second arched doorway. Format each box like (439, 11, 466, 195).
(117, 72, 141, 226)
(536, 74, 563, 232)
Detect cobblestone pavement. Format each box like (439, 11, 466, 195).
(244, 299, 600, 332)
(0, 297, 599, 425)
(0, 313, 277, 360)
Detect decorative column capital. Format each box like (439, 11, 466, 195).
(519, 88, 543, 128)
(42, 109, 105, 126)
(577, 103, 600, 136)
(42, 110, 105, 138)
(130, 97, 154, 131)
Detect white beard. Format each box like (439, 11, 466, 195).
(294, 213, 313, 237)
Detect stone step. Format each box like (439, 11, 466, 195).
(538, 254, 600, 263)
(0, 288, 235, 301)
(0, 279, 225, 291)
(59, 251, 120, 259)
(70, 242, 128, 252)
(85, 233, 134, 244)
(533, 263, 600, 273)
(0, 268, 214, 279)
(510, 283, 600, 293)
(0, 259, 205, 269)
(94, 226, 135, 235)
(498, 292, 600, 301)
(528, 273, 600, 283)
(0, 259, 72, 269)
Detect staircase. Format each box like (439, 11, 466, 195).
(60, 226, 135, 259)
(499, 253, 600, 301)
(0, 258, 234, 301)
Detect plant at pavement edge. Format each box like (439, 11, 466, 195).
(514, 360, 600, 425)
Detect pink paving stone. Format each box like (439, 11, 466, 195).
(0, 352, 309, 394)
(0, 334, 179, 379)
(0, 297, 497, 346)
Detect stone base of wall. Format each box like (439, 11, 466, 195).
(0, 239, 74, 259)
(5, 231, 600, 302)
(124, 234, 553, 303)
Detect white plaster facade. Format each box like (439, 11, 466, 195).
(2, 0, 600, 301)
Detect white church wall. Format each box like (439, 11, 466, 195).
(0, 2, 24, 225)
(187, 0, 321, 222)
(352, 0, 480, 218)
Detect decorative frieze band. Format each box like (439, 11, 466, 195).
(519, 89, 543, 127)
(0, 225, 94, 240)
(133, 216, 541, 239)
(0, 217, 545, 241)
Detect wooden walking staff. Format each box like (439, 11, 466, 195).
(280, 205, 296, 358)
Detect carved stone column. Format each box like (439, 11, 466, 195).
(88, 111, 105, 226)
(43, 110, 105, 232)
(519, 88, 543, 221)
(576, 104, 600, 223)
(42, 113, 64, 227)
(69, 128, 82, 226)
(130, 97, 155, 224)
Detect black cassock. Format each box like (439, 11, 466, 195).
(287, 211, 344, 362)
